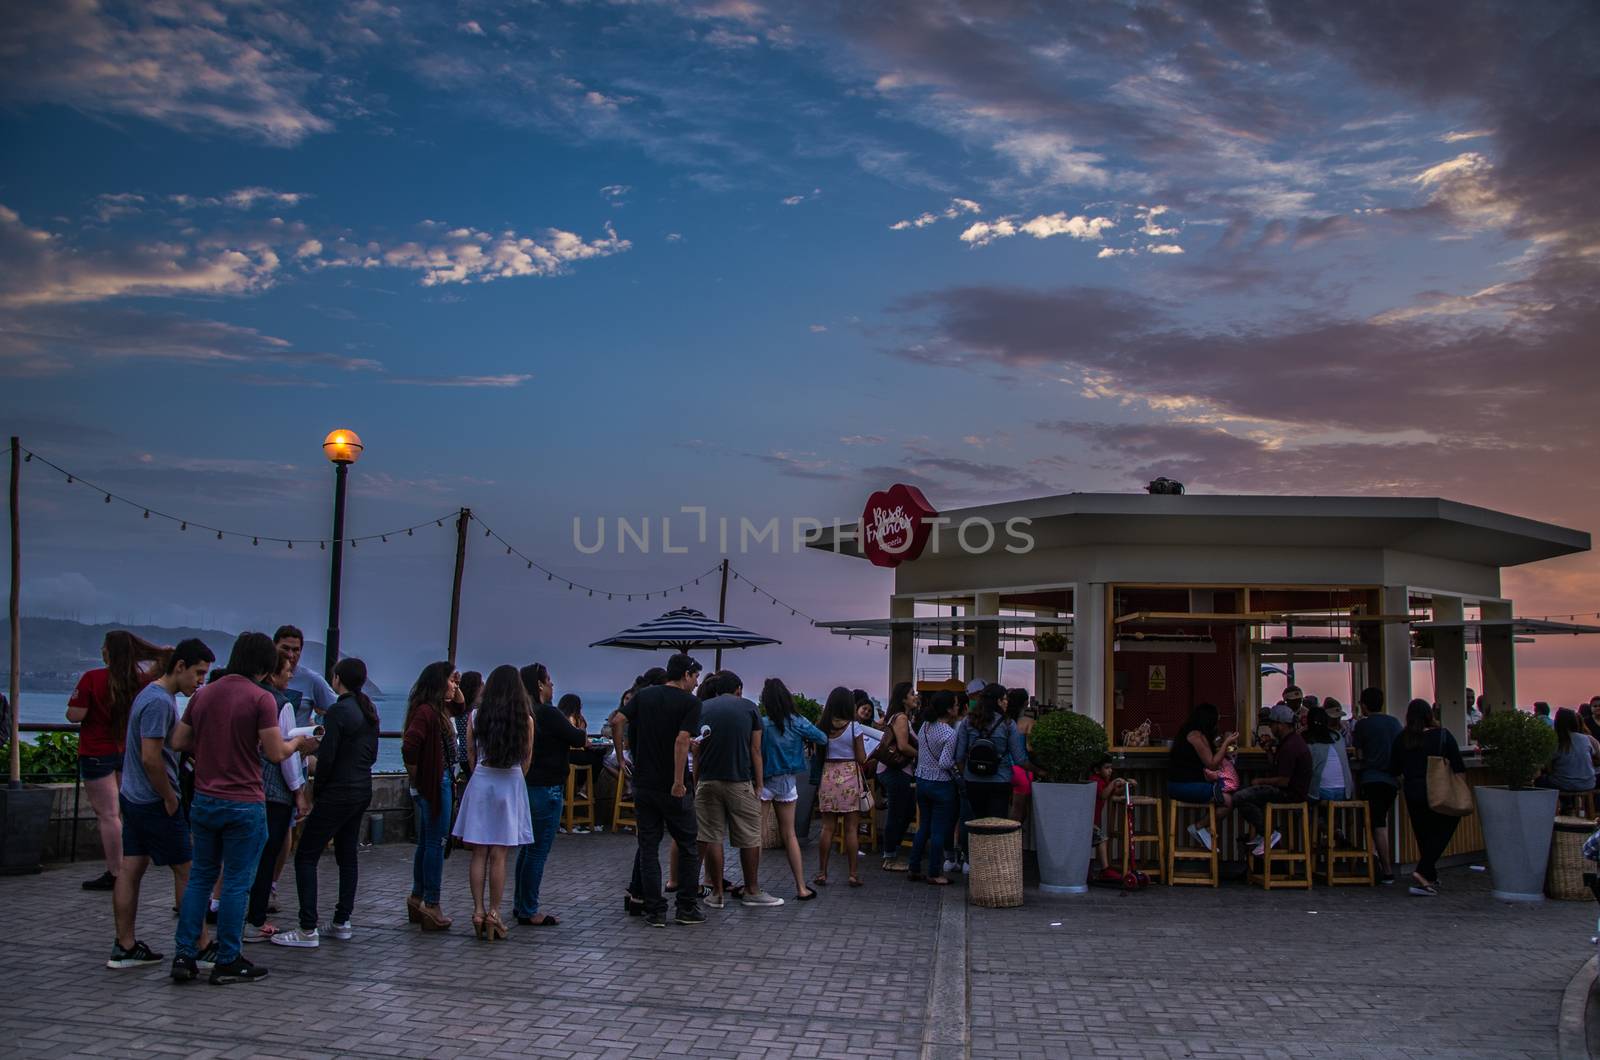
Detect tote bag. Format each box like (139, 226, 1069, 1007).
(1426, 749, 1473, 817)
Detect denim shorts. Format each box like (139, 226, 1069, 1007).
(759, 773, 798, 803)
(121, 796, 192, 866)
(79, 753, 122, 781)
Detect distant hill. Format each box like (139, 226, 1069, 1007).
(0, 617, 381, 694)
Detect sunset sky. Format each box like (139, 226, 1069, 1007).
(2, 1, 1596, 701)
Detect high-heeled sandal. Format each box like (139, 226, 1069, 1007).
(418, 903, 453, 931)
(472, 913, 487, 940)
(406, 895, 423, 924)
(487, 911, 509, 941)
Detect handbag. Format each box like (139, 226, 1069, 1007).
(1426, 733, 1472, 816)
(874, 716, 914, 770)
(854, 741, 876, 814)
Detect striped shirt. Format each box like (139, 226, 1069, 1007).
(914, 721, 958, 783)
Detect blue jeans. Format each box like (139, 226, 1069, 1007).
(1168, 780, 1219, 805)
(908, 779, 957, 875)
(411, 775, 452, 904)
(513, 784, 564, 918)
(175, 793, 267, 964)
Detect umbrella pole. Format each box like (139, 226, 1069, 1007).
(715, 558, 729, 671)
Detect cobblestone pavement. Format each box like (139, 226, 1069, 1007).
(0, 831, 1590, 1059)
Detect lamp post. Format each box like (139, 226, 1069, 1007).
(322, 429, 364, 680)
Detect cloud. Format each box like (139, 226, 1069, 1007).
(993, 132, 1113, 187)
(221, 188, 309, 210)
(888, 198, 982, 230)
(809, 324, 828, 332)
(364, 223, 632, 286)
(0, 0, 335, 145)
(385, 374, 532, 388)
(1097, 246, 1134, 259)
(665, 232, 684, 242)
(599, 184, 632, 203)
(1146, 244, 1185, 254)
(1137, 205, 1179, 237)
(839, 435, 886, 446)
(458, 20, 485, 36)
(960, 212, 1114, 247)
(0, 204, 281, 307)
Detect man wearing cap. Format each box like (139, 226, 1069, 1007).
(1232, 704, 1312, 858)
(618, 653, 706, 927)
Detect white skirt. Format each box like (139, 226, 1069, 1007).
(451, 765, 534, 847)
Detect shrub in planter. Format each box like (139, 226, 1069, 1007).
(1474, 709, 1555, 789)
(793, 694, 823, 726)
(1034, 631, 1067, 653)
(19, 731, 79, 784)
(1030, 710, 1108, 783)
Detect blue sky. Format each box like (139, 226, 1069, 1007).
(2, 1, 1597, 700)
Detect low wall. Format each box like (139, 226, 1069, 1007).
(38, 774, 418, 865)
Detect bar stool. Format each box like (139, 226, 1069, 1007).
(1565, 790, 1597, 818)
(1247, 802, 1312, 890)
(610, 770, 636, 832)
(1113, 793, 1165, 882)
(832, 807, 879, 853)
(1320, 800, 1375, 886)
(564, 763, 596, 832)
(1166, 800, 1219, 887)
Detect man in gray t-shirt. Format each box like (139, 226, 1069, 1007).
(698, 693, 760, 782)
(692, 673, 782, 908)
(122, 684, 181, 806)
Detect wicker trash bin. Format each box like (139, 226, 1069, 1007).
(1547, 815, 1595, 901)
(760, 800, 783, 850)
(967, 817, 1024, 908)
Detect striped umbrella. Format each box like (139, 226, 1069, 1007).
(589, 607, 781, 653)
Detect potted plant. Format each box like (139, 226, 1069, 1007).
(1034, 631, 1067, 654)
(1028, 710, 1107, 894)
(2, 732, 74, 874)
(1472, 709, 1559, 901)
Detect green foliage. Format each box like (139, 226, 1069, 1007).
(19, 731, 80, 782)
(1474, 709, 1557, 790)
(1029, 710, 1107, 783)
(793, 694, 823, 724)
(1034, 630, 1067, 653)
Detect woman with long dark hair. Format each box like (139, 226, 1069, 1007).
(454, 670, 483, 771)
(1387, 698, 1466, 896)
(515, 664, 585, 926)
(1539, 707, 1598, 812)
(875, 681, 920, 869)
(273, 657, 380, 948)
(453, 665, 535, 940)
(67, 630, 167, 891)
(401, 661, 459, 930)
(759, 678, 828, 899)
(906, 691, 959, 885)
(814, 686, 870, 888)
(952, 683, 1028, 868)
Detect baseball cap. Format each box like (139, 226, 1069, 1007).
(1323, 697, 1345, 719)
(1266, 704, 1295, 724)
(1282, 685, 1304, 702)
(965, 678, 986, 696)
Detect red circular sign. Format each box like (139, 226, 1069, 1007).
(861, 483, 938, 568)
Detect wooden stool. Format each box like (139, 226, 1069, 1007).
(831, 806, 879, 853)
(1113, 793, 1165, 882)
(1565, 790, 1597, 818)
(1166, 800, 1219, 887)
(1320, 800, 1375, 886)
(611, 770, 636, 832)
(563, 764, 596, 831)
(1247, 802, 1312, 890)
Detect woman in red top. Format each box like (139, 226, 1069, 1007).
(401, 661, 458, 931)
(66, 631, 166, 891)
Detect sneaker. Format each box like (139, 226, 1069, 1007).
(1408, 883, 1438, 897)
(674, 907, 707, 926)
(170, 955, 198, 983)
(942, 859, 959, 874)
(1186, 824, 1213, 851)
(961, 862, 971, 875)
(209, 956, 269, 985)
(329, 921, 354, 940)
(195, 942, 219, 971)
(241, 923, 275, 944)
(557, 826, 569, 835)
(645, 910, 667, 928)
(741, 891, 785, 907)
(269, 927, 320, 948)
(572, 825, 592, 834)
(82, 871, 116, 891)
(704, 893, 726, 909)
(1378, 873, 1397, 885)
(107, 939, 163, 969)
(1249, 832, 1283, 858)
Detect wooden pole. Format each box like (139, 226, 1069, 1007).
(714, 558, 729, 671)
(9, 437, 21, 788)
(323, 461, 349, 681)
(446, 507, 470, 666)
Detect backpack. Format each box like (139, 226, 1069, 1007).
(966, 719, 1006, 778)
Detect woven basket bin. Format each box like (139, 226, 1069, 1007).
(967, 816, 1024, 908)
(1547, 815, 1594, 901)
(761, 799, 782, 850)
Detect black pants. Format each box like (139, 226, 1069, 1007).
(630, 788, 700, 917)
(1405, 790, 1460, 883)
(1232, 784, 1290, 833)
(294, 797, 370, 930)
(246, 800, 294, 928)
(880, 770, 915, 855)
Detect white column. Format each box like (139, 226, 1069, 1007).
(1480, 599, 1516, 714)
(974, 591, 1000, 685)
(1073, 583, 1108, 724)
(1432, 595, 1468, 743)
(1381, 585, 1413, 720)
(889, 595, 915, 690)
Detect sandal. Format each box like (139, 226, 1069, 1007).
(487, 911, 509, 940)
(517, 913, 560, 926)
(796, 888, 819, 901)
(848, 876, 863, 888)
(812, 874, 829, 887)
(927, 876, 951, 886)
(472, 913, 487, 941)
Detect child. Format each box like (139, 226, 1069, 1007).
(1188, 738, 1239, 851)
(1090, 756, 1135, 880)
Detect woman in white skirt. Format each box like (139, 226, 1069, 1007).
(452, 665, 535, 940)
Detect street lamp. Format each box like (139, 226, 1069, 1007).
(322, 429, 364, 680)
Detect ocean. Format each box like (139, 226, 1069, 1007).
(11, 688, 620, 775)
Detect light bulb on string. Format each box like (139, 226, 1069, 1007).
(588, 590, 593, 597)
(485, 528, 491, 537)
(180, 522, 186, 531)
(436, 520, 442, 528)
(22, 452, 30, 462)
(287, 541, 293, 549)
(526, 561, 532, 570)
(407, 528, 413, 536)
(143, 510, 149, 519)
(351, 539, 357, 549)
(252, 537, 259, 546)
(320, 541, 325, 551)
(66, 475, 73, 483)
(381, 535, 387, 543)
(104, 494, 111, 504)
(217, 531, 223, 540)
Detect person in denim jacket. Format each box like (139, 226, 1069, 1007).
(759, 678, 828, 900)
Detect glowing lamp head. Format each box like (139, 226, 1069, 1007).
(322, 429, 364, 465)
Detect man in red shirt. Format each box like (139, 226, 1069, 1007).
(170, 632, 317, 986)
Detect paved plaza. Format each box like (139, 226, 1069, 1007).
(1, 831, 1592, 1059)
